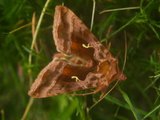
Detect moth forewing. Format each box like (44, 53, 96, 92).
(28, 5, 126, 98)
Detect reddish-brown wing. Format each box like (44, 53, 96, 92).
(28, 5, 126, 98)
(53, 6, 98, 57)
(28, 53, 98, 98)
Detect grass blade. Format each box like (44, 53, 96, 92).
(142, 104, 160, 120)
(119, 88, 139, 120)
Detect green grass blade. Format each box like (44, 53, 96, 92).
(105, 95, 146, 116)
(105, 15, 138, 40)
(142, 104, 160, 120)
(119, 88, 139, 120)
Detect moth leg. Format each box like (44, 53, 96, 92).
(71, 92, 96, 96)
(99, 87, 108, 99)
(107, 42, 111, 50)
(71, 85, 107, 96)
(71, 88, 100, 96)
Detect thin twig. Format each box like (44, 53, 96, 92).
(90, 0, 96, 31)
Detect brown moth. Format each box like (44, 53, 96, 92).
(28, 5, 126, 98)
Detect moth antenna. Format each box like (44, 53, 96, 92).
(82, 44, 92, 48)
(63, 53, 73, 58)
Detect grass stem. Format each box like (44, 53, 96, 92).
(21, 0, 51, 120)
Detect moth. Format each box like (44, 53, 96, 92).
(28, 5, 126, 98)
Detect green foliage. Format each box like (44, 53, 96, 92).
(0, 0, 160, 120)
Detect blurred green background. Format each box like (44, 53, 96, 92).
(0, 0, 160, 120)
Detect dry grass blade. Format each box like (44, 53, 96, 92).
(99, 6, 140, 14)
